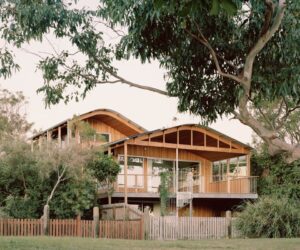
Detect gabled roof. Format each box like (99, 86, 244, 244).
(31, 108, 146, 140)
(105, 123, 252, 150)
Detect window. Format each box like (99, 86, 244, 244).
(229, 156, 247, 176)
(118, 156, 144, 187)
(94, 133, 110, 143)
(212, 160, 227, 181)
(212, 155, 248, 181)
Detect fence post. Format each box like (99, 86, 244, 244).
(42, 205, 50, 236)
(143, 206, 150, 240)
(76, 214, 81, 237)
(226, 210, 232, 239)
(93, 207, 100, 238)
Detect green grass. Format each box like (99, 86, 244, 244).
(0, 237, 299, 250)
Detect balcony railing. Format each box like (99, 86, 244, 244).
(111, 174, 258, 195)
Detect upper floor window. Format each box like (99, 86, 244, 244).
(94, 133, 111, 143)
(212, 155, 248, 182)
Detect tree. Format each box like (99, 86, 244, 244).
(0, 140, 43, 218)
(46, 173, 96, 219)
(251, 99, 300, 146)
(101, 0, 300, 162)
(0, 88, 97, 218)
(0, 88, 32, 139)
(1, 1, 300, 162)
(35, 141, 94, 209)
(88, 152, 121, 204)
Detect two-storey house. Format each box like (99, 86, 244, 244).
(31, 109, 257, 217)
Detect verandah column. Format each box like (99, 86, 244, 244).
(124, 143, 128, 204)
(227, 159, 230, 193)
(58, 126, 62, 148)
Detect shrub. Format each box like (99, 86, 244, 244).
(235, 196, 300, 238)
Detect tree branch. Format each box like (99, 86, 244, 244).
(243, 0, 286, 84)
(185, 27, 246, 86)
(61, 61, 168, 95)
(87, 55, 168, 95)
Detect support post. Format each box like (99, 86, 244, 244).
(47, 130, 51, 143)
(189, 200, 192, 217)
(175, 147, 179, 217)
(124, 143, 128, 204)
(227, 159, 230, 193)
(93, 207, 99, 238)
(38, 137, 42, 150)
(76, 214, 81, 237)
(226, 210, 232, 239)
(143, 206, 150, 240)
(143, 158, 148, 192)
(246, 154, 251, 176)
(67, 120, 71, 145)
(58, 126, 62, 148)
(42, 205, 49, 236)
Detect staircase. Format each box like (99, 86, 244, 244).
(176, 192, 192, 208)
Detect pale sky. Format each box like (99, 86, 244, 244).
(0, 3, 254, 144)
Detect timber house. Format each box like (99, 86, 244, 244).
(31, 109, 258, 217)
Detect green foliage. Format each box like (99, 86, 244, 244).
(100, 0, 300, 123)
(159, 171, 170, 216)
(3, 195, 41, 219)
(0, 88, 32, 139)
(69, 116, 97, 142)
(0, 140, 40, 203)
(236, 197, 300, 238)
(251, 142, 300, 200)
(0, 139, 97, 218)
(1, 0, 241, 111)
(0, 206, 10, 218)
(0, 49, 20, 79)
(0, 88, 97, 218)
(88, 153, 120, 198)
(49, 175, 96, 219)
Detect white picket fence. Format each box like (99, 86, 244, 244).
(148, 216, 238, 240)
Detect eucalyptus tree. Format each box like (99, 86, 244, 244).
(1, 1, 299, 162)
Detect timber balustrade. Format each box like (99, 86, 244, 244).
(110, 174, 258, 194)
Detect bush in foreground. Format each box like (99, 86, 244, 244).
(235, 197, 300, 238)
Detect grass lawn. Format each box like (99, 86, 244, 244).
(0, 237, 300, 250)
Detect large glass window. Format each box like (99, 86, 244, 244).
(212, 160, 227, 181)
(118, 156, 144, 188)
(212, 156, 248, 182)
(148, 159, 173, 192)
(229, 156, 247, 176)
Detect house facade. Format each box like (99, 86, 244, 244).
(31, 109, 258, 217)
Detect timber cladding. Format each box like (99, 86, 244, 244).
(87, 118, 127, 142)
(113, 145, 207, 162)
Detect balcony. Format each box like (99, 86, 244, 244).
(110, 174, 258, 197)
